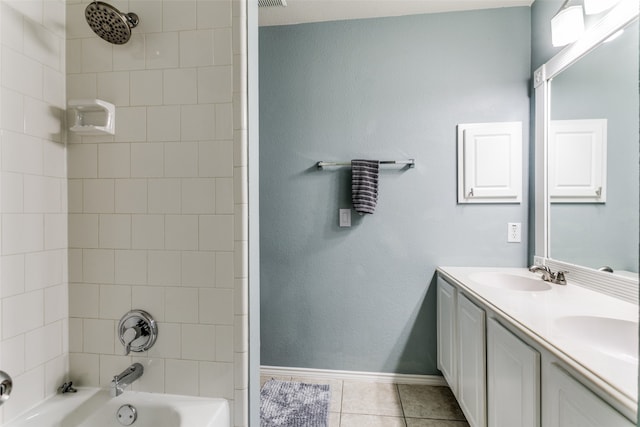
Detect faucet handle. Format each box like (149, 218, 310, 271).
(122, 327, 139, 356)
(554, 270, 568, 285)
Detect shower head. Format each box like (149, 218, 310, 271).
(85, 1, 139, 45)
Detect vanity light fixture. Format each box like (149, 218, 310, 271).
(583, 0, 620, 15)
(551, 0, 585, 47)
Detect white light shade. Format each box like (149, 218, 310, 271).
(551, 3, 585, 47)
(583, 0, 620, 15)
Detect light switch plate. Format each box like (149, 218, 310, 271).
(339, 209, 351, 227)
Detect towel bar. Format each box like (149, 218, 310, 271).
(316, 159, 415, 169)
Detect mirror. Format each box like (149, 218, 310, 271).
(548, 19, 639, 278)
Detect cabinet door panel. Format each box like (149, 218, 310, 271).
(437, 277, 457, 394)
(487, 318, 540, 427)
(457, 293, 486, 427)
(543, 363, 633, 427)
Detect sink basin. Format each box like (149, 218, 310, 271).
(553, 315, 639, 363)
(469, 272, 552, 291)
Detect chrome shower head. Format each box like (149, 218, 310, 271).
(85, 1, 139, 45)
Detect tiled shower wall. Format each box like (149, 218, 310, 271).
(0, 0, 69, 422)
(65, 0, 248, 424)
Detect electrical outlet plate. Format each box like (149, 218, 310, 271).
(507, 222, 521, 243)
(339, 209, 351, 227)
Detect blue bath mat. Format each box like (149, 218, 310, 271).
(260, 379, 331, 427)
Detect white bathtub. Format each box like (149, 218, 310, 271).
(4, 388, 229, 427)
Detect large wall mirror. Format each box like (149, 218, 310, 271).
(534, 0, 639, 286)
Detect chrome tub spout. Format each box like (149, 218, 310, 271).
(110, 363, 144, 397)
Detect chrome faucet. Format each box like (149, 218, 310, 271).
(110, 363, 144, 397)
(529, 265, 568, 285)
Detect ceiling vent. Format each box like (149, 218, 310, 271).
(259, 0, 287, 7)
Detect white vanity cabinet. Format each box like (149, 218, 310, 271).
(543, 363, 634, 427)
(487, 318, 540, 427)
(437, 277, 486, 427)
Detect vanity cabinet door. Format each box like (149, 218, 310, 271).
(543, 363, 633, 427)
(487, 318, 540, 427)
(457, 293, 486, 427)
(437, 277, 457, 394)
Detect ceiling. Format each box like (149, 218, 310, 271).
(259, 0, 534, 27)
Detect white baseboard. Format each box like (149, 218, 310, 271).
(260, 365, 447, 386)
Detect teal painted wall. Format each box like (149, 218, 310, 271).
(259, 7, 531, 374)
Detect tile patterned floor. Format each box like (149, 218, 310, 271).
(260, 375, 470, 427)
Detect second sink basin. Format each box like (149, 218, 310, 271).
(553, 315, 639, 363)
(469, 272, 552, 292)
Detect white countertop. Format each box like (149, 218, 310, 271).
(437, 266, 638, 417)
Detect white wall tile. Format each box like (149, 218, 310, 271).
(165, 215, 198, 250)
(67, 39, 82, 74)
(1, 88, 24, 133)
(180, 30, 214, 67)
(2, 290, 43, 338)
(199, 215, 233, 251)
(69, 318, 83, 353)
(213, 28, 233, 66)
(2, 213, 44, 255)
(1, 3, 24, 52)
(68, 143, 98, 179)
(2, 131, 43, 175)
(165, 359, 198, 396)
(69, 283, 99, 318)
(99, 214, 131, 249)
(148, 179, 181, 214)
(98, 143, 131, 178)
(131, 357, 164, 392)
(165, 287, 198, 323)
(69, 214, 99, 248)
(148, 322, 181, 359)
(115, 179, 148, 213)
(215, 252, 234, 289)
(43, 140, 66, 178)
(24, 97, 63, 142)
(163, 1, 197, 32)
(198, 66, 232, 103)
(83, 318, 115, 354)
(97, 72, 130, 107)
(131, 143, 164, 177)
(68, 250, 84, 284)
(112, 34, 146, 71)
(198, 140, 233, 177)
(215, 178, 234, 214)
(81, 38, 113, 73)
(129, 0, 162, 33)
(83, 179, 114, 213)
(146, 32, 179, 70)
(131, 215, 164, 249)
(99, 284, 132, 319)
(200, 361, 234, 399)
(25, 321, 62, 370)
(2, 172, 23, 214)
(114, 250, 147, 285)
(3, 366, 45, 422)
(215, 103, 233, 140)
(45, 284, 68, 324)
(25, 250, 62, 291)
(197, 0, 232, 29)
(182, 324, 215, 361)
(43, 0, 65, 38)
(66, 3, 94, 39)
(130, 70, 163, 106)
(2, 47, 43, 99)
(45, 212, 68, 249)
(67, 73, 98, 100)
(131, 286, 165, 321)
(182, 178, 215, 214)
(181, 104, 214, 141)
(2, 254, 25, 298)
(164, 142, 198, 178)
(2, 334, 25, 377)
(69, 353, 99, 387)
(164, 68, 197, 105)
(199, 288, 234, 325)
(147, 106, 180, 142)
(181, 251, 215, 286)
(114, 107, 147, 142)
(215, 325, 234, 362)
(147, 251, 181, 285)
(83, 249, 115, 284)
(45, 354, 68, 398)
(43, 67, 65, 108)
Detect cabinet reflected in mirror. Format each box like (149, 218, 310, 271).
(549, 19, 639, 277)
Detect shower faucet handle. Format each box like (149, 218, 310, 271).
(118, 310, 158, 355)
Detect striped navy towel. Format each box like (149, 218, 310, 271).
(351, 159, 380, 214)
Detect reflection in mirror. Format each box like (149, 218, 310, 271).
(549, 19, 638, 277)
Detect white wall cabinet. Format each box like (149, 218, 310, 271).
(487, 318, 540, 427)
(457, 293, 486, 427)
(543, 363, 633, 427)
(548, 119, 607, 203)
(457, 121, 522, 204)
(437, 277, 457, 395)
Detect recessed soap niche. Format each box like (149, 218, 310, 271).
(68, 99, 115, 136)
